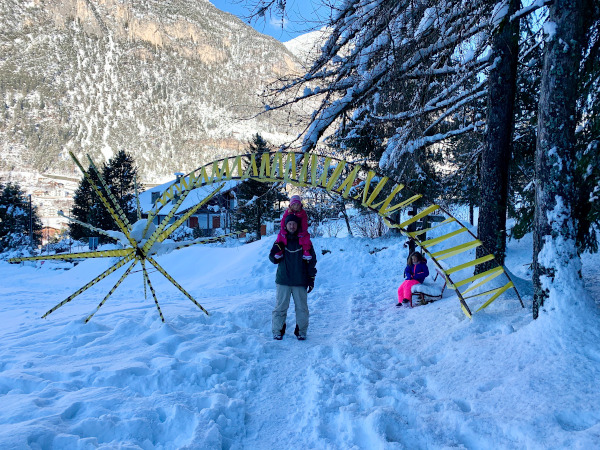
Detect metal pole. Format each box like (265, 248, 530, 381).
(28, 194, 33, 249)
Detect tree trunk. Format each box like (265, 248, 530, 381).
(337, 197, 353, 237)
(532, 0, 589, 318)
(407, 206, 418, 255)
(469, 202, 474, 226)
(476, 0, 520, 272)
(255, 206, 263, 241)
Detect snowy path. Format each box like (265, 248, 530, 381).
(241, 279, 368, 447)
(582, 251, 600, 307)
(243, 273, 468, 448)
(2, 236, 600, 448)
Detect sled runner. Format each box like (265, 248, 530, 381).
(411, 263, 448, 306)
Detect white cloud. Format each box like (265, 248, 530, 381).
(269, 15, 289, 30)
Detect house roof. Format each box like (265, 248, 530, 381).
(139, 176, 241, 215)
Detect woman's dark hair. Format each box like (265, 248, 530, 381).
(407, 251, 426, 265)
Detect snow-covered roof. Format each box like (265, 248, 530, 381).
(139, 176, 241, 214)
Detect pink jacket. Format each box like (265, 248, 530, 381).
(281, 208, 309, 234)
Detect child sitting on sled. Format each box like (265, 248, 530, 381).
(397, 251, 429, 307)
(274, 195, 313, 260)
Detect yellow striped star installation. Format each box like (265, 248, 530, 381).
(11, 150, 523, 321)
(9, 152, 244, 323)
(148, 151, 522, 319)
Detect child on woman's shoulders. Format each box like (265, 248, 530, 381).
(275, 195, 313, 260)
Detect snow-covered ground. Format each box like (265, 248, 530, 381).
(1, 231, 600, 449)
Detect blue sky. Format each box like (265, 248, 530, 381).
(209, 0, 331, 41)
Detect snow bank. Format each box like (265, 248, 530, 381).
(1, 233, 600, 448)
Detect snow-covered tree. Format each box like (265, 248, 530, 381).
(475, 0, 520, 270)
(69, 150, 138, 242)
(100, 150, 139, 229)
(532, 0, 598, 318)
(69, 169, 104, 242)
(0, 183, 42, 252)
(255, 0, 548, 261)
(233, 134, 287, 241)
(510, 8, 600, 257)
(253, 2, 600, 295)
(573, 15, 600, 253)
(506, 18, 544, 242)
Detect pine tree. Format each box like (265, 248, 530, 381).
(0, 182, 42, 251)
(254, 0, 546, 266)
(69, 150, 138, 243)
(476, 0, 521, 271)
(69, 169, 103, 241)
(233, 134, 286, 240)
(507, 10, 600, 255)
(573, 13, 600, 253)
(532, 0, 596, 318)
(101, 150, 138, 229)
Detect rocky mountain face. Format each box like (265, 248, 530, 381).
(0, 0, 305, 184)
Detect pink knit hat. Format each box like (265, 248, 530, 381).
(290, 195, 302, 206)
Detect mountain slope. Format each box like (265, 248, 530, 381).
(0, 0, 304, 181)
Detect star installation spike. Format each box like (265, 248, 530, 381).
(9, 153, 245, 323)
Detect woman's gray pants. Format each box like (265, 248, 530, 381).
(272, 284, 309, 337)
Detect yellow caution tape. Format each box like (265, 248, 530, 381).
(148, 257, 209, 315)
(10, 248, 133, 263)
(335, 164, 362, 197)
(325, 160, 346, 191)
(142, 187, 194, 254)
(445, 254, 495, 275)
(462, 267, 506, 295)
(85, 257, 139, 323)
(461, 303, 473, 319)
(157, 183, 225, 243)
(70, 153, 136, 247)
(407, 217, 456, 238)
(447, 266, 504, 289)
(42, 253, 135, 318)
(421, 228, 468, 248)
(142, 260, 165, 323)
(475, 282, 515, 312)
(398, 205, 440, 228)
(364, 176, 389, 208)
(87, 155, 133, 228)
(431, 240, 482, 260)
(283, 152, 298, 182)
(376, 184, 405, 215)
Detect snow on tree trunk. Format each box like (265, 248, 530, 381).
(476, 0, 519, 272)
(532, 0, 588, 319)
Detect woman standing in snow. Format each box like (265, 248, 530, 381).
(397, 251, 429, 308)
(269, 214, 317, 340)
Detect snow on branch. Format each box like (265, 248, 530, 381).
(404, 54, 491, 79)
(510, 0, 552, 22)
(259, 0, 510, 171)
(381, 120, 486, 170)
(423, 88, 487, 135)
